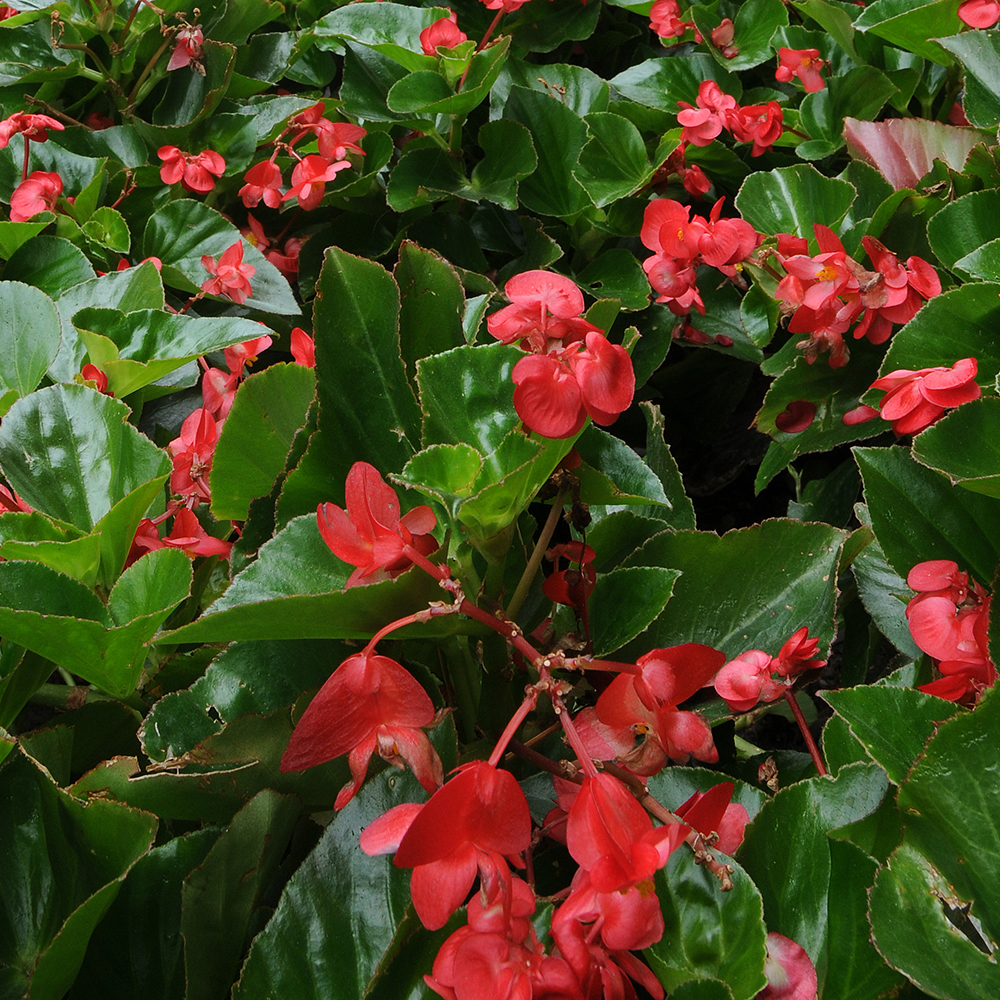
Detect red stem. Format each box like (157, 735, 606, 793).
(784, 689, 827, 776)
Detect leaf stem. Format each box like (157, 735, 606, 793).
(784, 689, 827, 776)
(506, 482, 570, 621)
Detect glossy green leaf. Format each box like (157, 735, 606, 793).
(232, 761, 444, 1000)
(574, 112, 650, 207)
(912, 397, 1000, 499)
(144, 200, 299, 315)
(790, 0, 861, 61)
(468, 118, 537, 209)
(871, 691, 1000, 998)
(855, 445, 1000, 584)
(67, 830, 219, 1000)
(622, 519, 844, 659)
(82, 207, 130, 254)
(0, 17, 78, 85)
(0, 220, 48, 258)
(395, 241, 467, 382)
(936, 31, 1000, 128)
(503, 86, 591, 220)
(666, 982, 736, 1000)
(314, 2, 444, 71)
(50, 262, 166, 382)
(575, 424, 675, 513)
(0, 512, 100, 586)
(140, 638, 355, 762)
(508, 0, 600, 52)
(610, 54, 743, 111)
(647, 851, 767, 1000)
(74, 308, 272, 398)
(3, 235, 95, 297)
(211, 363, 316, 521)
(313, 247, 420, 483)
(691, 0, 788, 71)
(0, 281, 61, 412)
(339, 42, 413, 122)
(162, 515, 453, 644)
(0, 749, 157, 1000)
(491, 61, 610, 119)
(927, 190, 1000, 276)
(735, 164, 856, 239)
(152, 38, 235, 126)
(854, 0, 959, 64)
(589, 565, 681, 656)
(0, 384, 169, 532)
(577, 248, 650, 311)
(640, 402, 697, 530)
(182, 790, 300, 1000)
(821, 685, 960, 785)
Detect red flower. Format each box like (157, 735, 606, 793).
(201, 241, 255, 304)
(224, 334, 272, 375)
(128, 509, 232, 565)
(869, 357, 980, 435)
(364, 761, 533, 930)
(0, 111, 64, 149)
(169, 407, 218, 502)
(420, 11, 468, 54)
(775, 400, 816, 433)
(675, 782, 749, 855)
(290, 327, 315, 367)
(0, 6, 18, 20)
(280, 649, 443, 807)
(287, 103, 367, 161)
(758, 933, 818, 1000)
(543, 541, 596, 610)
(9, 170, 61, 222)
(282, 153, 351, 211)
(158, 146, 225, 193)
(775, 47, 826, 91)
(728, 101, 784, 156)
(239, 159, 283, 209)
(317, 461, 439, 587)
(649, 0, 693, 38)
(167, 24, 205, 72)
(0, 483, 31, 513)
(80, 364, 112, 396)
(959, 0, 1000, 26)
(711, 18, 738, 58)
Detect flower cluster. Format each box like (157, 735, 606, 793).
(641, 195, 759, 315)
(774, 226, 940, 367)
(714, 628, 826, 712)
(867, 357, 980, 435)
(649, 0, 700, 40)
(158, 146, 225, 193)
(201, 241, 256, 305)
(906, 560, 995, 704)
(677, 80, 784, 158)
(488, 270, 635, 439)
(775, 47, 826, 91)
(238, 102, 366, 212)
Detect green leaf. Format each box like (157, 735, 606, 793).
(927, 190, 1000, 276)
(508, 0, 600, 52)
(647, 851, 767, 1000)
(0, 749, 157, 1000)
(395, 241, 467, 383)
(162, 515, 453, 644)
(912, 397, 1000, 499)
(313, 2, 444, 71)
(0, 220, 48, 258)
(339, 42, 413, 122)
(310, 247, 420, 487)
(211, 363, 317, 521)
(936, 31, 1000, 128)
(0, 512, 101, 586)
(574, 112, 650, 207)
(821, 685, 960, 785)
(144, 200, 299, 315)
(692, 0, 789, 71)
(735, 164, 856, 238)
(232, 762, 445, 1000)
(854, 0, 959, 64)
(0, 384, 169, 532)
(182, 790, 300, 1000)
(151, 38, 236, 126)
(82, 207, 130, 254)
(574, 424, 675, 512)
(622, 519, 844, 659)
(0, 281, 61, 412)
(855, 445, 1000, 585)
(870, 691, 1000, 998)
(577, 248, 651, 311)
(491, 61, 610, 119)
(107, 546, 192, 628)
(610, 54, 742, 112)
(68, 830, 219, 1000)
(503, 86, 591, 220)
(589, 565, 681, 656)
(953, 237, 1000, 281)
(74, 308, 272, 398)
(3, 235, 95, 297)
(790, 0, 861, 61)
(469, 118, 537, 209)
(0, 18, 78, 85)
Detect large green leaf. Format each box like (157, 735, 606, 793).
(870, 690, 1000, 998)
(210, 363, 317, 521)
(912, 397, 1000, 499)
(588, 566, 681, 656)
(935, 31, 1000, 128)
(312, 247, 420, 485)
(313, 2, 445, 71)
(0, 750, 157, 1000)
(646, 852, 767, 1000)
(73, 308, 271, 399)
(855, 445, 1000, 584)
(574, 112, 650, 207)
(821, 684, 960, 785)
(182, 790, 300, 1000)
(691, 0, 788, 71)
(162, 515, 458, 644)
(0, 281, 61, 415)
(144, 200, 299, 315)
(927, 191, 1000, 276)
(3, 235, 95, 298)
(0, 512, 100, 586)
(66, 830, 219, 1000)
(622, 519, 845, 659)
(232, 763, 445, 1000)
(0, 384, 170, 532)
(610, 54, 743, 112)
(503, 86, 591, 220)
(735, 164, 856, 238)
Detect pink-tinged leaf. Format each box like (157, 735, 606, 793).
(843, 117, 980, 191)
